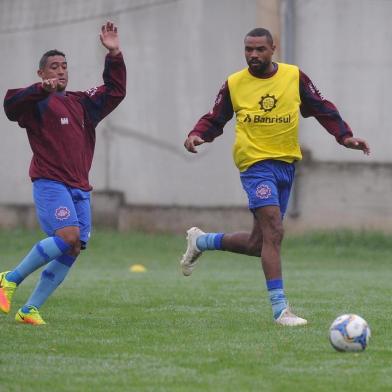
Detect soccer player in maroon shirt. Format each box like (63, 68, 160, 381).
(0, 22, 126, 325)
(180, 28, 370, 326)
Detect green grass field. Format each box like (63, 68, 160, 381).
(1, 229, 392, 392)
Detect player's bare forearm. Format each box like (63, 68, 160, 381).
(343, 137, 371, 155)
(100, 21, 120, 56)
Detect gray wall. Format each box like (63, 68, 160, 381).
(0, 0, 257, 206)
(295, 0, 391, 163)
(0, 0, 391, 230)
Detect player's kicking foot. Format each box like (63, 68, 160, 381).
(15, 306, 46, 325)
(180, 227, 205, 276)
(275, 308, 308, 326)
(0, 271, 17, 314)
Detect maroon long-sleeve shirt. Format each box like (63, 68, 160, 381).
(4, 52, 126, 191)
(189, 66, 353, 145)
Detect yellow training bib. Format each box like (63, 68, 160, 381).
(228, 63, 302, 172)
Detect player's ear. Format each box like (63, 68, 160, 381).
(37, 69, 43, 79)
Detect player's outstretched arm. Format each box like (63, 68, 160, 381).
(184, 135, 205, 153)
(343, 137, 370, 155)
(100, 21, 120, 56)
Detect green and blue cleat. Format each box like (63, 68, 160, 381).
(15, 306, 46, 325)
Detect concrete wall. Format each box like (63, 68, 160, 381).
(0, 0, 391, 231)
(4, 158, 392, 233)
(295, 0, 391, 163)
(0, 0, 257, 207)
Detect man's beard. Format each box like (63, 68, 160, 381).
(57, 83, 67, 92)
(248, 60, 270, 74)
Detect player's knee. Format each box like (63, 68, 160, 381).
(56, 228, 81, 254)
(66, 237, 81, 257)
(263, 215, 284, 246)
(270, 225, 284, 246)
(62, 234, 80, 249)
(69, 242, 81, 257)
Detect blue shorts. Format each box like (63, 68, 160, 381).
(240, 160, 295, 217)
(33, 179, 91, 247)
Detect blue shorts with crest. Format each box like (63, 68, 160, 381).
(240, 160, 295, 218)
(33, 179, 91, 248)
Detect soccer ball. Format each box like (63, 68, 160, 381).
(329, 314, 371, 352)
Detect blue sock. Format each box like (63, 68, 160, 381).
(196, 233, 224, 251)
(24, 254, 76, 309)
(6, 236, 70, 285)
(266, 279, 287, 319)
(21, 305, 37, 313)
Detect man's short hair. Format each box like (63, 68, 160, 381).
(245, 28, 273, 45)
(39, 49, 66, 69)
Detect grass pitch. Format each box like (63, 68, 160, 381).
(0, 229, 392, 391)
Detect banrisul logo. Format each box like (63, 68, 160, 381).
(242, 93, 290, 124)
(244, 114, 252, 123)
(250, 114, 291, 123)
(259, 94, 277, 112)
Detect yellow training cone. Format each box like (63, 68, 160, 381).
(129, 264, 147, 273)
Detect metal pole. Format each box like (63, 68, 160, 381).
(281, 0, 301, 218)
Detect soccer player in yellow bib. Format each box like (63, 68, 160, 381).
(180, 28, 370, 326)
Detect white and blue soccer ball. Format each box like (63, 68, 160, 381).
(329, 314, 371, 352)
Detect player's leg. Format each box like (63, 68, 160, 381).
(221, 217, 261, 256)
(253, 205, 286, 314)
(18, 189, 91, 323)
(254, 204, 306, 326)
(254, 206, 283, 279)
(0, 180, 75, 314)
(17, 226, 80, 323)
(180, 162, 271, 275)
(180, 218, 261, 276)
(179, 204, 298, 324)
(70, 188, 92, 252)
(240, 165, 290, 322)
(180, 160, 307, 325)
(256, 162, 306, 326)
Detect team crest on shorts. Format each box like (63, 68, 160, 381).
(55, 206, 71, 220)
(256, 184, 272, 199)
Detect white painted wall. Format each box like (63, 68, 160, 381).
(0, 0, 390, 210)
(294, 0, 392, 163)
(0, 0, 257, 206)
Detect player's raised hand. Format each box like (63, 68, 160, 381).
(100, 21, 120, 56)
(42, 78, 58, 92)
(184, 135, 205, 153)
(343, 137, 370, 155)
